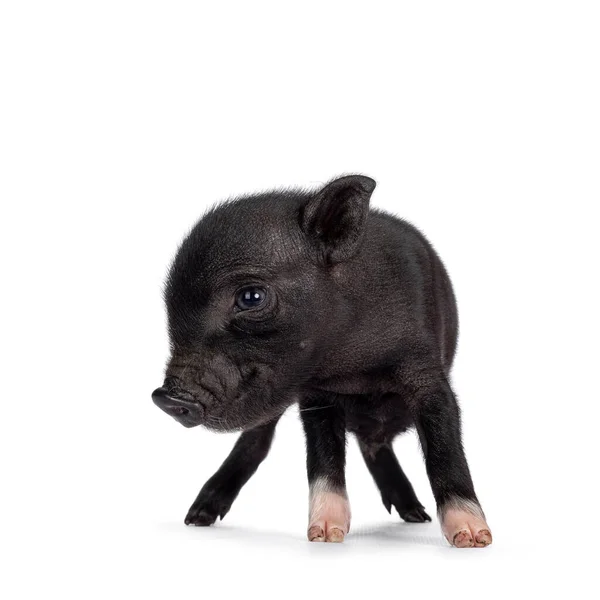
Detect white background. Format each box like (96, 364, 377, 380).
(1, 1, 599, 598)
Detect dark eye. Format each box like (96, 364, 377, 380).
(236, 286, 267, 310)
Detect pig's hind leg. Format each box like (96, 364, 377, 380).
(300, 392, 351, 543)
(358, 439, 431, 523)
(185, 417, 279, 526)
(395, 362, 492, 548)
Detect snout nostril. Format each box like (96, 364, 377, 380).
(152, 386, 202, 425)
(152, 387, 183, 409)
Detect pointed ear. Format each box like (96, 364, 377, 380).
(300, 175, 376, 264)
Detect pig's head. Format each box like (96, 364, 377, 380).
(152, 175, 376, 431)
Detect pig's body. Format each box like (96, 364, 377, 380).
(313, 209, 458, 383)
(312, 211, 458, 447)
(153, 175, 492, 548)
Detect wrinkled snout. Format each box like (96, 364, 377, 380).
(152, 387, 205, 428)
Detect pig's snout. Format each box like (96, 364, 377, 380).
(152, 387, 205, 428)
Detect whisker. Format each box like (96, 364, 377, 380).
(169, 357, 194, 382)
(298, 404, 336, 412)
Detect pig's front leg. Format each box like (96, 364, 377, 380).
(398, 365, 493, 548)
(185, 417, 279, 526)
(300, 392, 350, 543)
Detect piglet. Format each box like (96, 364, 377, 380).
(152, 175, 492, 548)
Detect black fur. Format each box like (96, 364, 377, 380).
(152, 174, 483, 529)
(184, 417, 279, 526)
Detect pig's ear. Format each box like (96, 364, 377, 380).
(300, 175, 376, 264)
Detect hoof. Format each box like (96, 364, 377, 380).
(307, 478, 351, 543)
(184, 487, 233, 527)
(307, 524, 347, 543)
(184, 508, 218, 527)
(399, 505, 432, 523)
(440, 499, 492, 548)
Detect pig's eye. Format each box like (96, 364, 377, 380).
(236, 286, 267, 310)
